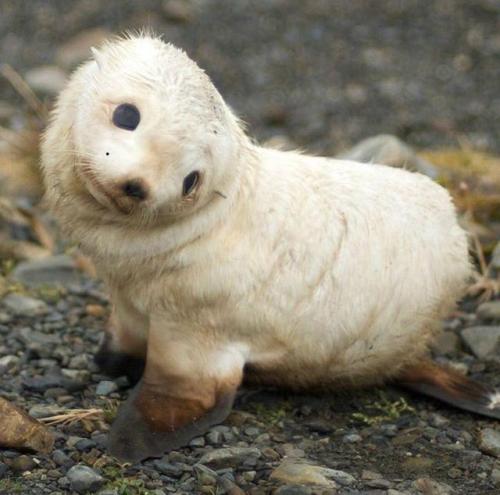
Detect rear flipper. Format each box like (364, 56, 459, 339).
(396, 360, 500, 420)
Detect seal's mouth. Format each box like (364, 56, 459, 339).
(76, 162, 135, 215)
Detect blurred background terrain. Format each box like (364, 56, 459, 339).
(0, 1, 499, 494)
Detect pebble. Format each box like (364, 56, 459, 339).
(95, 380, 118, 396)
(0, 354, 20, 372)
(431, 331, 461, 355)
(10, 455, 36, 472)
(56, 28, 111, 68)
(342, 433, 362, 443)
(24, 66, 67, 96)
(199, 447, 261, 469)
(478, 428, 500, 457)
(0, 462, 8, 477)
(477, 301, 500, 320)
(460, 326, 500, 358)
(338, 134, 438, 178)
(12, 255, 81, 287)
(162, 0, 194, 23)
(2, 294, 48, 316)
(491, 242, 500, 271)
(67, 465, 104, 494)
(52, 449, 73, 467)
(28, 404, 66, 419)
(273, 486, 313, 495)
(270, 459, 344, 488)
(492, 467, 500, 484)
(413, 477, 454, 494)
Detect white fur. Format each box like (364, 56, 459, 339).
(41, 35, 472, 388)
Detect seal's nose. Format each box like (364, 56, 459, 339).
(121, 179, 149, 201)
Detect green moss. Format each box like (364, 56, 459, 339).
(249, 400, 292, 425)
(102, 465, 155, 495)
(352, 391, 415, 426)
(0, 479, 24, 494)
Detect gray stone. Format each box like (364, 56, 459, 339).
(477, 301, 500, 320)
(431, 331, 461, 355)
(342, 433, 362, 443)
(10, 455, 35, 472)
(199, 447, 261, 469)
(413, 477, 454, 494)
(56, 28, 111, 68)
(270, 459, 343, 488)
(0, 355, 20, 372)
(2, 294, 48, 316)
(95, 380, 118, 396)
(461, 326, 500, 358)
(274, 486, 313, 495)
(28, 404, 66, 419)
(492, 467, 500, 484)
(189, 436, 205, 447)
(478, 428, 500, 457)
(338, 134, 439, 178)
(12, 255, 82, 288)
(0, 461, 8, 477)
(24, 66, 67, 96)
(67, 465, 104, 494)
(52, 449, 72, 467)
(491, 242, 500, 271)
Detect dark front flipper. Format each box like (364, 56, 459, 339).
(94, 333, 145, 386)
(396, 359, 500, 420)
(108, 380, 236, 462)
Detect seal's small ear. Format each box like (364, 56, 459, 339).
(91, 47, 104, 70)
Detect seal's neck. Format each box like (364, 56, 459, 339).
(78, 138, 260, 270)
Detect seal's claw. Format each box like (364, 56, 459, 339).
(108, 379, 236, 463)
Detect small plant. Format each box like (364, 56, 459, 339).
(0, 479, 24, 494)
(352, 391, 415, 426)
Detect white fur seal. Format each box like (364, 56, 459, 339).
(41, 34, 500, 462)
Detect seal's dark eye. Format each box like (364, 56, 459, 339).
(182, 171, 200, 196)
(112, 104, 140, 131)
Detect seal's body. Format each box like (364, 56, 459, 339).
(42, 35, 497, 462)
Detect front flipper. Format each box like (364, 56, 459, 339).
(107, 328, 244, 463)
(108, 379, 236, 462)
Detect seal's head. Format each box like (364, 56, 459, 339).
(42, 34, 245, 229)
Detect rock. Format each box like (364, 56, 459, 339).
(189, 436, 205, 447)
(491, 242, 500, 271)
(477, 301, 500, 320)
(56, 28, 111, 68)
(10, 455, 36, 472)
(338, 135, 439, 178)
(162, 0, 194, 23)
(274, 486, 313, 495)
(67, 465, 104, 494)
(0, 461, 8, 477)
(95, 380, 118, 396)
(152, 460, 185, 477)
(0, 355, 20, 372)
(28, 404, 66, 419)
(460, 326, 500, 358)
(413, 477, 454, 494)
(24, 66, 67, 96)
(2, 294, 48, 316)
(199, 447, 261, 469)
(492, 467, 500, 484)
(428, 413, 450, 428)
(11, 255, 82, 288)
(342, 433, 362, 443)
(270, 459, 345, 488)
(431, 331, 460, 355)
(478, 428, 500, 457)
(52, 449, 72, 467)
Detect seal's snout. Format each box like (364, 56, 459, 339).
(121, 179, 149, 201)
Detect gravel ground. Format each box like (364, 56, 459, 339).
(0, 268, 499, 494)
(0, 1, 500, 494)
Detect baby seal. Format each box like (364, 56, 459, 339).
(41, 34, 500, 462)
